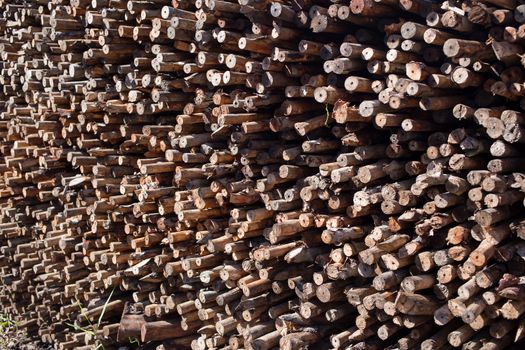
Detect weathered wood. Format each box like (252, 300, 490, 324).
(0, 0, 524, 349)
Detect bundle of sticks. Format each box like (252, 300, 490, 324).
(1, 0, 525, 349)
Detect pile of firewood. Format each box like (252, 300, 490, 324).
(1, 0, 525, 349)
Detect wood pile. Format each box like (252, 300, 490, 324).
(1, 0, 525, 349)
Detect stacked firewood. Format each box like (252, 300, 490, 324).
(1, 0, 525, 349)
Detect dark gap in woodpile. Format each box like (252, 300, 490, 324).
(1, 0, 525, 349)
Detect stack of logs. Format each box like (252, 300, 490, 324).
(1, 0, 525, 349)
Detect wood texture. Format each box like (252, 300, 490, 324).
(0, 0, 524, 349)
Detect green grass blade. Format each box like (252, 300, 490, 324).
(65, 322, 96, 336)
(129, 337, 140, 346)
(75, 297, 94, 327)
(97, 287, 116, 329)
